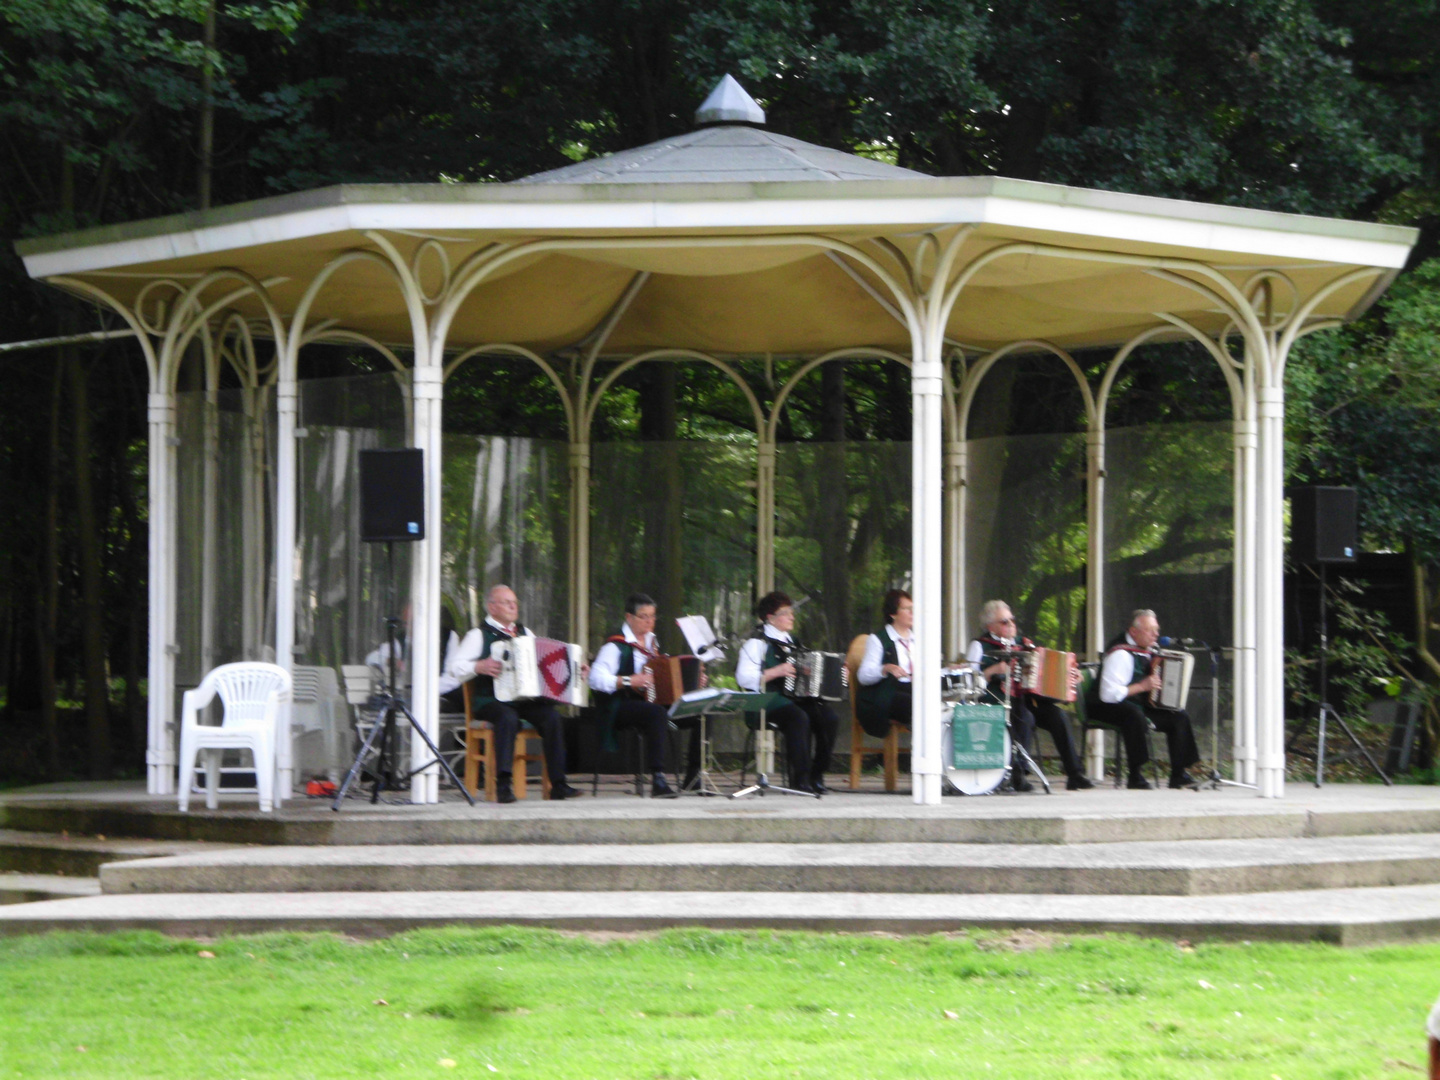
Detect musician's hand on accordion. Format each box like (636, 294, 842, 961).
(764, 661, 797, 684)
(474, 656, 504, 678)
(628, 669, 655, 691)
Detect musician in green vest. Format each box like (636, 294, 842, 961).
(588, 592, 704, 797)
(735, 590, 839, 794)
(1086, 608, 1201, 789)
(449, 584, 583, 803)
(854, 589, 914, 739)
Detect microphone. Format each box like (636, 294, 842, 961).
(1158, 636, 1201, 648)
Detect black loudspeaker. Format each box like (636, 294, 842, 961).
(359, 449, 425, 542)
(1289, 486, 1357, 564)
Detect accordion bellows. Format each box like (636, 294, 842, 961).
(645, 655, 703, 705)
(490, 636, 588, 706)
(784, 650, 847, 701)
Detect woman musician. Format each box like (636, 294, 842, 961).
(854, 589, 914, 737)
(735, 590, 839, 794)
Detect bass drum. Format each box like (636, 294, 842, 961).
(942, 703, 1011, 795)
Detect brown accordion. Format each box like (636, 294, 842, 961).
(1018, 647, 1078, 703)
(645, 654, 703, 706)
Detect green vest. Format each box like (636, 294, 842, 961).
(744, 630, 793, 729)
(855, 628, 901, 726)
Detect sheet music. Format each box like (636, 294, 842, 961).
(676, 615, 725, 663)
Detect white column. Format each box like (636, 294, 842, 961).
(1232, 413, 1258, 785)
(911, 335, 946, 806)
(146, 391, 178, 794)
(409, 365, 445, 804)
(201, 383, 218, 676)
(944, 438, 965, 659)
(1085, 424, 1107, 777)
(273, 378, 299, 798)
(1255, 383, 1286, 797)
(756, 440, 776, 595)
(569, 440, 591, 648)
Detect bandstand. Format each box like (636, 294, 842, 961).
(15, 77, 1417, 805)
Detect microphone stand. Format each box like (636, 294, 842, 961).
(1192, 641, 1255, 791)
(1001, 642, 1051, 795)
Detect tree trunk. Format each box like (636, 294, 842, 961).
(36, 360, 63, 775)
(66, 346, 111, 778)
(639, 363, 684, 652)
(198, 1, 216, 209)
(818, 361, 849, 649)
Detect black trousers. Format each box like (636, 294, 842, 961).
(473, 699, 569, 787)
(1011, 694, 1084, 778)
(1087, 697, 1200, 778)
(612, 698, 701, 774)
(858, 687, 911, 740)
(763, 699, 840, 788)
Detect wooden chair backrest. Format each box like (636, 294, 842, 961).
(845, 633, 870, 716)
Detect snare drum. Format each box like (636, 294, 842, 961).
(941, 667, 982, 703)
(942, 702, 1010, 795)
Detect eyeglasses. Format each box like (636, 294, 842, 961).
(999, 617, 1016, 625)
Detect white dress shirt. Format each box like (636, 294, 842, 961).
(366, 631, 462, 696)
(589, 622, 657, 693)
(736, 625, 792, 691)
(1099, 632, 1144, 704)
(857, 624, 913, 686)
(447, 616, 534, 685)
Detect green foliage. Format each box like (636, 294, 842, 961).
(0, 927, 1437, 1078)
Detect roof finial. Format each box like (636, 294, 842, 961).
(694, 75, 766, 127)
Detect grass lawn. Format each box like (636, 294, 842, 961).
(0, 926, 1436, 1079)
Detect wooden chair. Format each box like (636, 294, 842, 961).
(845, 633, 908, 791)
(462, 681, 551, 800)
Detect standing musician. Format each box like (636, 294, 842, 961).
(1087, 608, 1202, 789)
(965, 599, 1092, 791)
(589, 592, 704, 798)
(855, 589, 914, 737)
(735, 590, 840, 794)
(448, 584, 584, 803)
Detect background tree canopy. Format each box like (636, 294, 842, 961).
(2, 0, 1439, 779)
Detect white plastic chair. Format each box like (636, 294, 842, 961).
(178, 662, 291, 813)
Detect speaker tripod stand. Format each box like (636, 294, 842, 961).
(332, 543, 474, 809)
(1285, 562, 1390, 788)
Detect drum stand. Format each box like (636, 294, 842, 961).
(731, 708, 820, 799)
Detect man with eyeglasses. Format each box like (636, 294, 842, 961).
(965, 599, 1091, 791)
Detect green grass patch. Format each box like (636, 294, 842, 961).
(0, 927, 1435, 1078)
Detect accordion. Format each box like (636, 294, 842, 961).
(490, 635, 588, 707)
(645, 654, 703, 706)
(1149, 648, 1194, 711)
(1018, 647, 1078, 703)
(784, 650, 848, 701)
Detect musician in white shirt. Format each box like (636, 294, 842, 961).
(363, 602, 464, 710)
(1087, 608, 1201, 789)
(736, 591, 839, 794)
(964, 599, 1090, 791)
(589, 592, 703, 797)
(448, 584, 582, 803)
(855, 589, 914, 739)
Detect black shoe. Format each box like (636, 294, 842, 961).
(810, 779, 830, 795)
(1126, 775, 1152, 790)
(495, 777, 516, 804)
(1169, 772, 1197, 790)
(550, 783, 584, 801)
(1066, 773, 1094, 791)
(1010, 774, 1033, 793)
(651, 774, 678, 798)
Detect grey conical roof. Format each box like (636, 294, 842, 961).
(517, 76, 927, 185)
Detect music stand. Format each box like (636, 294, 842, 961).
(1195, 644, 1256, 791)
(669, 690, 748, 796)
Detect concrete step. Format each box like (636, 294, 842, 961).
(4, 883, 1439, 946)
(99, 833, 1440, 897)
(0, 829, 239, 877)
(9, 790, 1440, 847)
(0, 873, 102, 905)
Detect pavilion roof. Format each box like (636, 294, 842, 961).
(15, 78, 1418, 359)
